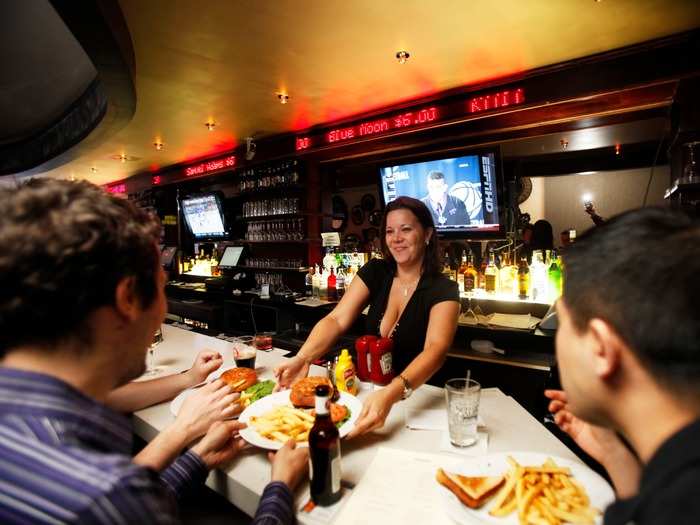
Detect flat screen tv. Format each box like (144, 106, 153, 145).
(378, 147, 505, 237)
(181, 193, 227, 239)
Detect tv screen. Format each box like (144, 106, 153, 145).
(379, 149, 503, 236)
(181, 194, 226, 239)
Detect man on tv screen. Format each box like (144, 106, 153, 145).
(420, 171, 470, 227)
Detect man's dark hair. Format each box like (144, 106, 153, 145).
(427, 171, 446, 182)
(0, 179, 161, 356)
(380, 196, 441, 276)
(562, 206, 700, 393)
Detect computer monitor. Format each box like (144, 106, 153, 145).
(219, 246, 244, 268)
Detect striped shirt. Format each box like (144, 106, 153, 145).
(0, 368, 295, 525)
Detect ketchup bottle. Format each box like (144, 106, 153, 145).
(369, 337, 394, 385)
(354, 335, 376, 382)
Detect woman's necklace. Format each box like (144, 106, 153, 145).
(396, 275, 420, 297)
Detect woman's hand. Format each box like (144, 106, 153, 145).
(175, 379, 239, 441)
(346, 387, 400, 438)
(268, 440, 309, 491)
(185, 349, 224, 386)
(192, 420, 247, 469)
(273, 355, 310, 390)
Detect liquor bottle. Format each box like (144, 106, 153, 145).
(484, 250, 497, 293)
(305, 267, 314, 297)
(309, 384, 342, 506)
(336, 266, 346, 299)
(478, 255, 487, 290)
(498, 252, 517, 296)
(312, 264, 321, 299)
(463, 252, 478, 293)
(442, 251, 456, 281)
(457, 250, 468, 292)
(327, 267, 338, 302)
(547, 250, 562, 302)
(530, 250, 547, 302)
(319, 267, 328, 301)
(345, 264, 355, 287)
(518, 257, 530, 300)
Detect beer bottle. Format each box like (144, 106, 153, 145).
(518, 257, 530, 299)
(309, 384, 342, 505)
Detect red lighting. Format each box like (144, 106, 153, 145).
(184, 155, 236, 177)
(468, 88, 525, 113)
(296, 137, 311, 151)
(324, 106, 438, 145)
(152, 175, 162, 185)
(106, 184, 126, 194)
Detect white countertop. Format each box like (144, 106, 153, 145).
(133, 325, 579, 522)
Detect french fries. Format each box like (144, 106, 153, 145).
(488, 457, 600, 525)
(249, 405, 315, 443)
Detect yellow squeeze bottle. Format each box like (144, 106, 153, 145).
(334, 349, 358, 395)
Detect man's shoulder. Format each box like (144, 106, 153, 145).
(0, 422, 169, 523)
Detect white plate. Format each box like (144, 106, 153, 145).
(438, 451, 614, 525)
(238, 389, 362, 450)
(169, 366, 253, 417)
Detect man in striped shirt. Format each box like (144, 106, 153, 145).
(0, 179, 307, 524)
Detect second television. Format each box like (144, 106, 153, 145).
(378, 147, 504, 237)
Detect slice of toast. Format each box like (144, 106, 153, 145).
(436, 468, 505, 509)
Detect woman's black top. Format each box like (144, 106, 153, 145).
(356, 259, 460, 374)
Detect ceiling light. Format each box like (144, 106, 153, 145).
(396, 50, 410, 64)
(90, 167, 98, 173)
(615, 144, 621, 156)
(205, 121, 216, 131)
(277, 93, 290, 104)
(119, 154, 128, 163)
(560, 139, 569, 150)
(154, 141, 164, 150)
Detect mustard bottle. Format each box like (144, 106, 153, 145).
(334, 349, 358, 395)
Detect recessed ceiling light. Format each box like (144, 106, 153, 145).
(560, 139, 569, 150)
(110, 154, 136, 162)
(396, 50, 410, 64)
(205, 121, 216, 131)
(154, 141, 164, 150)
(277, 93, 290, 104)
(90, 167, 98, 173)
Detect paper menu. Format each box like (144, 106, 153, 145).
(333, 447, 459, 525)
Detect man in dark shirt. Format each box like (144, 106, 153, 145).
(0, 179, 307, 524)
(420, 171, 470, 227)
(546, 207, 700, 524)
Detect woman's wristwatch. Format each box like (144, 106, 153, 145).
(398, 374, 413, 400)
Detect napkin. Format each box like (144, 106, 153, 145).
(405, 408, 485, 431)
(439, 430, 489, 456)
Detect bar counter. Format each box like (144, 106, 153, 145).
(133, 325, 585, 523)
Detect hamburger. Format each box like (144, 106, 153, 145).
(290, 376, 334, 408)
(221, 367, 257, 392)
(435, 468, 505, 509)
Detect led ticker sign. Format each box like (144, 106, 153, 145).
(468, 88, 524, 114)
(327, 106, 438, 145)
(295, 86, 526, 152)
(184, 155, 236, 177)
(106, 183, 126, 194)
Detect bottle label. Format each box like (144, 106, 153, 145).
(380, 352, 392, 376)
(315, 395, 329, 415)
(465, 275, 475, 291)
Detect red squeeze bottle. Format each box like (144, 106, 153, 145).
(354, 335, 377, 382)
(370, 337, 394, 385)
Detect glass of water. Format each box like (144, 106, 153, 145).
(445, 378, 481, 447)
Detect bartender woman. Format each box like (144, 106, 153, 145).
(275, 196, 460, 436)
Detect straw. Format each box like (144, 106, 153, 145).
(465, 369, 471, 390)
